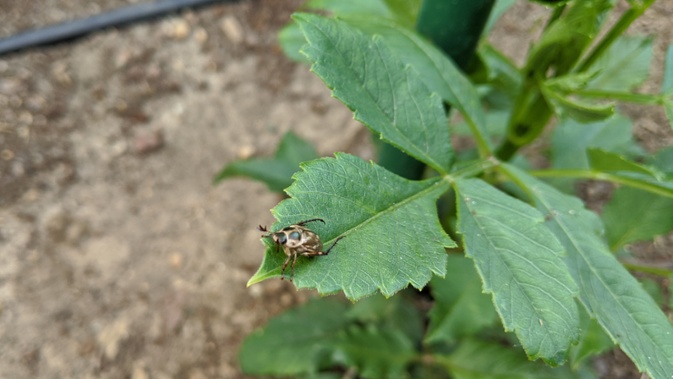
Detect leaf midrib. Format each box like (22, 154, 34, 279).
(463, 190, 577, 298)
(538, 197, 673, 373)
(462, 195, 575, 346)
(322, 176, 451, 245)
(473, 214, 570, 335)
(299, 15, 447, 174)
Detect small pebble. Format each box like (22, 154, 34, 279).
(237, 145, 255, 159)
(194, 27, 208, 44)
(1, 149, 14, 161)
(133, 130, 164, 155)
(173, 19, 190, 39)
(169, 252, 182, 268)
(220, 16, 244, 44)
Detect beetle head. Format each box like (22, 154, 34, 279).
(258, 225, 288, 245)
(267, 231, 285, 245)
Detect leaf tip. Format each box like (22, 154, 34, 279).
(247, 270, 278, 287)
(246, 275, 262, 287)
(290, 12, 311, 24)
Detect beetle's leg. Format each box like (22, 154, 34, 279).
(323, 235, 345, 255)
(290, 252, 299, 282)
(280, 255, 291, 281)
(295, 218, 325, 227)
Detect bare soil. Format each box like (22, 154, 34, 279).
(0, 1, 671, 378)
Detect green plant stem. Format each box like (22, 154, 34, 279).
(622, 262, 673, 277)
(497, 1, 654, 162)
(494, 2, 576, 162)
(450, 158, 499, 180)
(496, 87, 553, 161)
(416, 0, 496, 70)
(531, 169, 673, 198)
(378, 0, 496, 179)
(574, 0, 656, 73)
(544, 4, 566, 29)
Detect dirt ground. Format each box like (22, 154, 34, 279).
(0, 1, 671, 378)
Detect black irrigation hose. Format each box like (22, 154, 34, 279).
(0, 0, 239, 56)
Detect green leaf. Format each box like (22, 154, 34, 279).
(541, 82, 615, 123)
(452, 109, 509, 141)
(477, 43, 522, 108)
(650, 145, 673, 176)
(334, 324, 417, 379)
(664, 100, 673, 128)
(546, 72, 598, 93)
(584, 148, 673, 200)
(239, 297, 348, 376)
(601, 186, 673, 250)
(669, 274, 673, 309)
(484, 0, 517, 35)
(664, 44, 673, 94)
(641, 278, 666, 306)
(551, 115, 642, 170)
(434, 339, 578, 379)
(304, 374, 342, 379)
(454, 178, 580, 365)
(336, 294, 423, 378)
(278, 0, 421, 69)
(242, 294, 423, 378)
(587, 148, 660, 177)
(307, 0, 396, 18)
(213, 131, 318, 192)
(426, 254, 498, 344)
(604, 171, 673, 199)
(585, 36, 653, 92)
(342, 17, 492, 155)
(295, 14, 453, 173)
(381, 0, 422, 27)
(502, 163, 673, 379)
(665, 100, 673, 131)
(347, 293, 424, 345)
(568, 309, 614, 369)
(529, 0, 570, 4)
(279, 23, 309, 62)
(248, 153, 455, 301)
(527, 0, 612, 75)
(660, 42, 673, 127)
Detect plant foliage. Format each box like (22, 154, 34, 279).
(214, 131, 318, 192)
(247, 153, 455, 300)
(455, 178, 580, 364)
(231, 0, 673, 377)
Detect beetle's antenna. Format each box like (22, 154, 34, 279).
(257, 225, 272, 238)
(295, 218, 325, 226)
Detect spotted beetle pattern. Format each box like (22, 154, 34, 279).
(257, 218, 344, 281)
